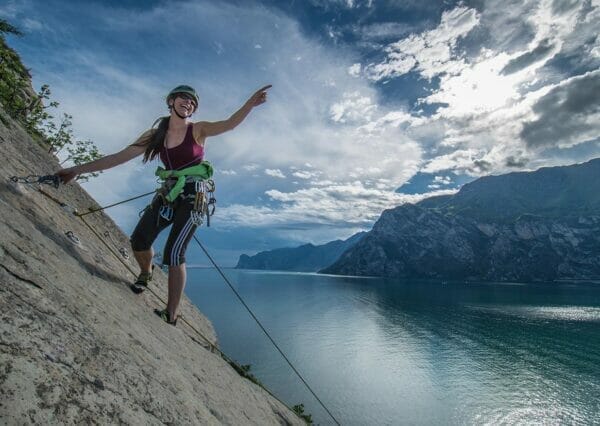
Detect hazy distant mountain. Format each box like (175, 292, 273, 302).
(235, 232, 366, 272)
(322, 159, 600, 282)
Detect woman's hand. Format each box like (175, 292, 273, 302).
(55, 167, 80, 184)
(248, 85, 272, 107)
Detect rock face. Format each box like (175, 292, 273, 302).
(322, 160, 600, 281)
(236, 232, 366, 272)
(0, 107, 303, 424)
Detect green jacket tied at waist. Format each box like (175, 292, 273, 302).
(155, 161, 214, 202)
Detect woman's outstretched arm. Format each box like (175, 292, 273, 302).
(55, 130, 151, 184)
(196, 85, 272, 138)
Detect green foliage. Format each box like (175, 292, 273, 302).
(0, 19, 102, 180)
(292, 403, 313, 424)
(226, 360, 264, 387)
(0, 32, 30, 121)
(62, 139, 102, 182)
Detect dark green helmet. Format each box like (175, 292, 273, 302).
(166, 85, 199, 107)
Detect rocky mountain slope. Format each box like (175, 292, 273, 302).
(236, 232, 365, 272)
(0, 106, 303, 424)
(322, 160, 600, 282)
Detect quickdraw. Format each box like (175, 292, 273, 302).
(65, 230, 81, 245)
(10, 174, 60, 188)
(103, 230, 130, 259)
(190, 179, 216, 227)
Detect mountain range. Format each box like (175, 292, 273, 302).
(239, 159, 600, 282)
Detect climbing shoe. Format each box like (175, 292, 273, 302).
(154, 308, 178, 326)
(130, 266, 154, 294)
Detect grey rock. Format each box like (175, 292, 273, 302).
(0, 105, 303, 424)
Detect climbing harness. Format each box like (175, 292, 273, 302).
(7, 172, 340, 425)
(155, 161, 213, 202)
(154, 173, 216, 228)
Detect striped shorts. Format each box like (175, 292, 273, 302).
(130, 183, 199, 266)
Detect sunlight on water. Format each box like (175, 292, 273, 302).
(471, 305, 600, 322)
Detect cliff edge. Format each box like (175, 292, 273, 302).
(0, 106, 302, 424)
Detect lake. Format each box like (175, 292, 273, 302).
(185, 269, 600, 425)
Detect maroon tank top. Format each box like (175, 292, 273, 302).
(160, 123, 204, 170)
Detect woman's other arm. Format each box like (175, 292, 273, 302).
(55, 130, 151, 184)
(195, 85, 272, 138)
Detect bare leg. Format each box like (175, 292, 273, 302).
(167, 263, 186, 320)
(133, 248, 154, 274)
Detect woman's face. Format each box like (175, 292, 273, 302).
(172, 94, 197, 116)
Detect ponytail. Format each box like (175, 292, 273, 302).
(133, 116, 170, 163)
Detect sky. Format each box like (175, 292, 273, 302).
(2, 0, 599, 266)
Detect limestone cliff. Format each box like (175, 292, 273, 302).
(0, 106, 303, 424)
(322, 160, 600, 281)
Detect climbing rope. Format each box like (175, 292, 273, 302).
(77, 190, 155, 217)
(8, 174, 340, 425)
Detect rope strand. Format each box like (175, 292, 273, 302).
(193, 235, 341, 425)
(76, 190, 155, 217)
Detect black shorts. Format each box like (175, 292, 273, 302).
(130, 183, 199, 266)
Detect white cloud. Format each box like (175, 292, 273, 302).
(433, 175, 452, 185)
(243, 164, 260, 172)
(364, 6, 480, 81)
(265, 168, 286, 178)
(329, 91, 377, 123)
(216, 184, 457, 231)
(362, 1, 599, 176)
(348, 63, 361, 77)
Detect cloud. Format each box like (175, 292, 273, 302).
(520, 70, 600, 149)
(292, 170, 318, 179)
(216, 183, 457, 231)
(358, 1, 599, 177)
(11, 0, 600, 252)
(329, 91, 377, 123)
(363, 6, 480, 81)
(348, 63, 361, 77)
(352, 21, 417, 41)
(265, 168, 286, 178)
(500, 38, 556, 75)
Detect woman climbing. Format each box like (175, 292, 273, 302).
(56, 84, 272, 325)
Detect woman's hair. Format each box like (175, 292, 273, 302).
(133, 116, 170, 163)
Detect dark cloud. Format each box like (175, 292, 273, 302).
(505, 155, 529, 168)
(474, 0, 538, 54)
(551, 0, 580, 14)
(472, 159, 492, 173)
(520, 71, 600, 148)
(500, 39, 555, 75)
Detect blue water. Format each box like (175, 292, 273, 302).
(185, 269, 600, 425)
